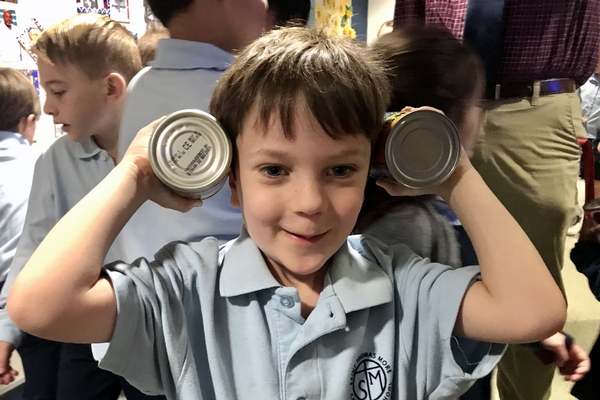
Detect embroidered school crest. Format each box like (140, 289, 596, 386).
(350, 352, 392, 400)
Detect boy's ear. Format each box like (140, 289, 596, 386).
(18, 114, 37, 144)
(228, 171, 241, 209)
(104, 72, 127, 103)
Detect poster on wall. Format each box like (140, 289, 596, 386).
(312, 0, 367, 41)
(76, 0, 109, 16)
(0, 2, 20, 62)
(110, 0, 129, 22)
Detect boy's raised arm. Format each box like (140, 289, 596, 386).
(7, 121, 198, 344)
(379, 151, 567, 344)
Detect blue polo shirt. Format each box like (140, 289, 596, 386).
(100, 230, 504, 399)
(0, 136, 128, 346)
(0, 132, 40, 286)
(117, 39, 243, 261)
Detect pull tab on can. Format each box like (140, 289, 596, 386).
(370, 109, 461, 188)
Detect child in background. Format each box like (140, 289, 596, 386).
(8, 27, 566, 400)
(0, 14, 159, 400)
(569, 218, 600, 399)
(357, 26, 589, 399)
(137, 26, 169, 67)
(0, 68, 40, 295)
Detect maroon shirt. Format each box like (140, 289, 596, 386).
(393, 0, 600, 86)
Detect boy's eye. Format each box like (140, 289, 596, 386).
(261, 166, 285, 177)
(52, 90, 65, 98)
(328, 166, 355, 177)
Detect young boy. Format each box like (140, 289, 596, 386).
(8, 27, 566, 400)
(0, 13, 161, 400)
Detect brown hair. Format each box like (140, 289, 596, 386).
(355, 25, 485, 233)
(137, 26, 169, 66)
(31, 13, 142, 82)
(0, 68, 41, 132)
(210, 26, 390, 155)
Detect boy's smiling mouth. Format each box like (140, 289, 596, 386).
(283, 229, 329, 244)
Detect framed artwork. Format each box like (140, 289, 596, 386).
(76, 0, 109, 16)
(1, 7, 16, 29)
(110, 0, 129, 22)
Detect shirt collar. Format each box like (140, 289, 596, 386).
(0, 131, 28, 148)
(150, 38, 234, 71)
(219, 229, 394, 313)
(75, 137, 104, 160)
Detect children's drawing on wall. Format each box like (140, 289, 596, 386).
(77, 0, 109, 15)
(16, 18, 43, 62)
(110, 0, 129, 22)
(314, 0, 355, 38)
(143, 0, 159, 27)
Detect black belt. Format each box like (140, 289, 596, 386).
(485, 78, 576, 100)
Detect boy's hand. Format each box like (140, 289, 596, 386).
(376, 106, 477, 201)
(579, 213, 600, 243)
(120, 119, 202, 212)
(376, 146, 474, 200)
(536, 332, 590, 382)
(0, 341, 17, 385)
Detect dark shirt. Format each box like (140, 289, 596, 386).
(393, 0, 600, 86)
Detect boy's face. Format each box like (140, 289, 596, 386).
(230, 105, 371, 279)
(38, 59, 111, 142)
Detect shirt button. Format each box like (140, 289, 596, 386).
(280, 296, 294, 308)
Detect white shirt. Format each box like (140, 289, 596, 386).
(0, 132, 39, 286)
(579, 73, 600, 140)
(117, 38, 243, 260)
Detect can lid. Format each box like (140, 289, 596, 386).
(149, 110, 232, 194)
(385, 109, 461, 188)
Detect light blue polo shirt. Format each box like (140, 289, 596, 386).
(579, 73, 600, 140)
(117, 39, 243, 260)
(100, 229, 505, 400)
(0, 132, 40, 286)
(0, 136, 128, 346)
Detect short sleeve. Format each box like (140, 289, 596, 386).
(99, 238, 220, 396)
(394, 253, 505, 397)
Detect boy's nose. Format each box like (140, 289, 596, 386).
(43, 99, 57, 117)
(293, 180, 327, 216)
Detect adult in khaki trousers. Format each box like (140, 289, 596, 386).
(394, 0, 600, 399)
(472, 91, 584, 399)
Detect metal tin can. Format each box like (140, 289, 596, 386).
(370, 109, 461, 188)
(149, 109, 232, 200)
(583, 198, 600, 225)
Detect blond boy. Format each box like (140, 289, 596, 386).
(9, 27, 565, 400)
(0, 13, 155, 400)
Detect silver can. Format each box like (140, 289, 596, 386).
(370, 110, 461, 188)
(149, 109, 232, 200)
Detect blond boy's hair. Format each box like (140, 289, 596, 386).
(137, 26, 169, 66)
(210, 27, 390, 148)
(32, 13, 142, 82)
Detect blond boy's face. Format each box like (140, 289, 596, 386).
(229, 105, 371, 280)
(38, 59, 111, 143)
